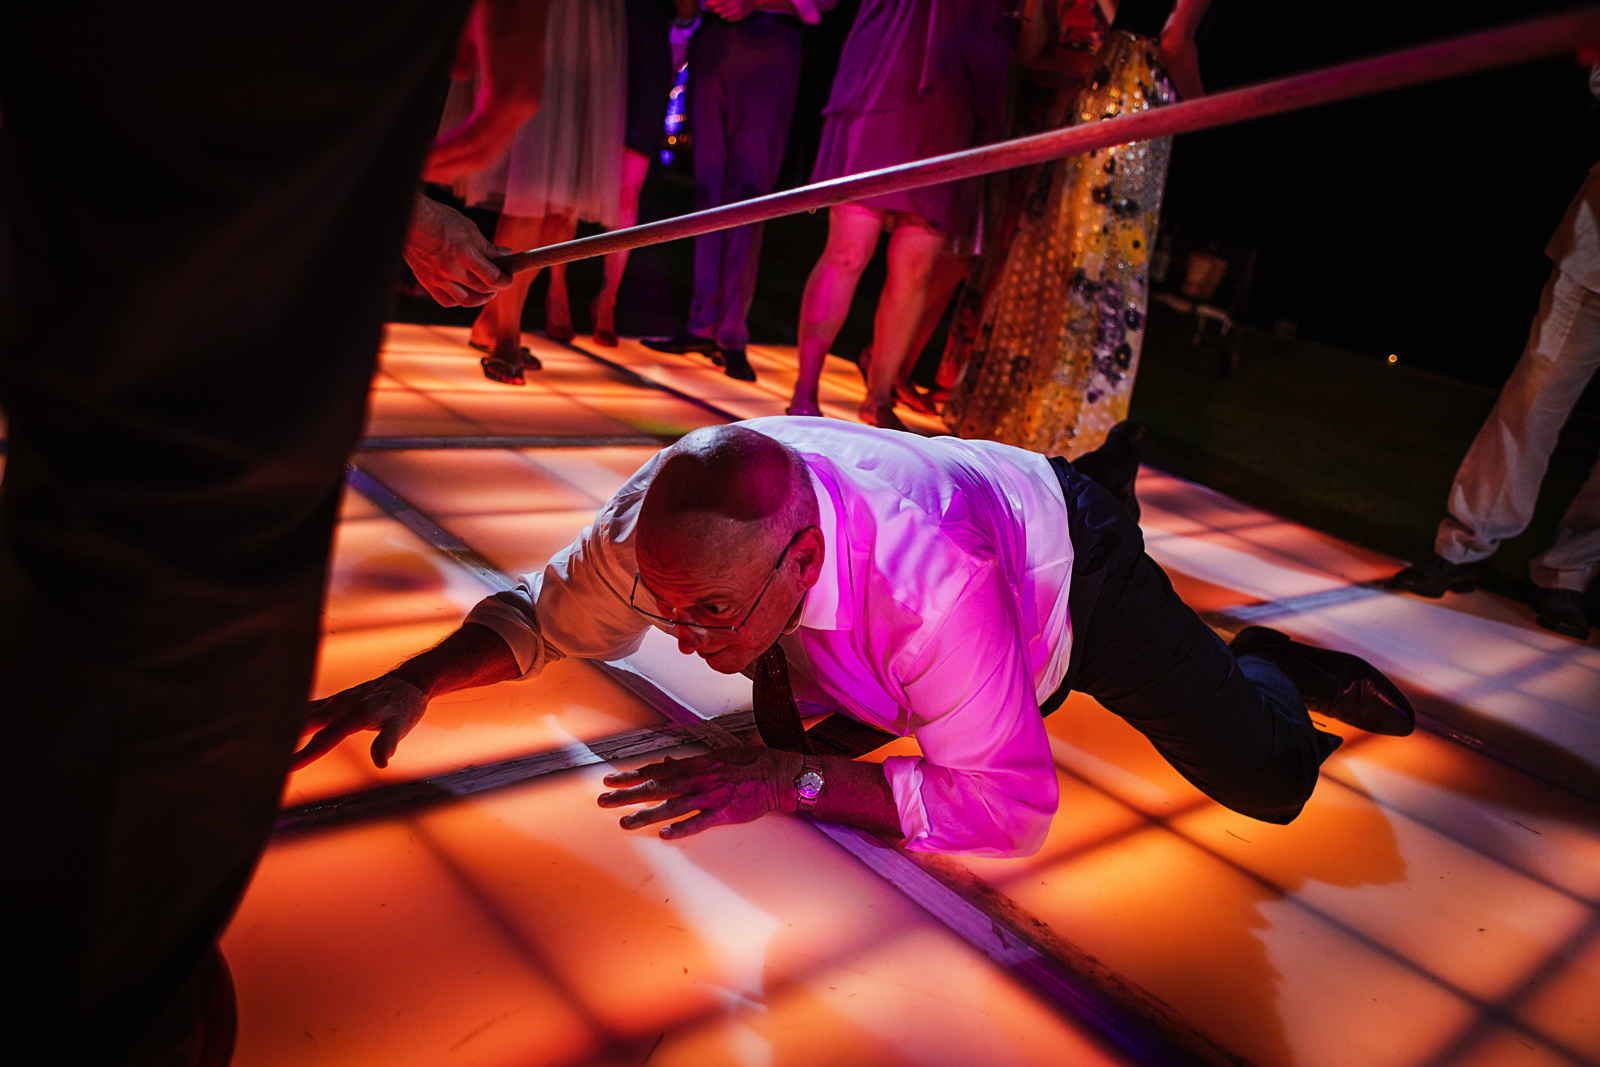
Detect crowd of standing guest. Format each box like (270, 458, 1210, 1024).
(431, 0, 1212, 472)
(641, 0, 840, 381)
(425, 0, 1212, 477)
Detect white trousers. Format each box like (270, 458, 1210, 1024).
(1436, 267, 1600, 591)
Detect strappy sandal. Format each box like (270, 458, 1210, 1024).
(858, 400, 908, 432)
(895, 382, 944, 415)
(469, 341, 541, 371)
(480, 353, 525, 385)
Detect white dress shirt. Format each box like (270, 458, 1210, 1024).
(466, 418, 1077, 857)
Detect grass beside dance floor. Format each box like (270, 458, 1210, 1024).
(1130, 301, 1600, 615)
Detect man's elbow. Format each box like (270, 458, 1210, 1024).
(978, 811, 1051, 859)
(906, 806, 1052, 859)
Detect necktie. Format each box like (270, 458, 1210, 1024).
(752, 643, 813, 754)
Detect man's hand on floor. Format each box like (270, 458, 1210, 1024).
(598, 746, 803, 839)
(293, 675, 429, 769)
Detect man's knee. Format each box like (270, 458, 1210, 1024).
(1173, 719, 1340, 825)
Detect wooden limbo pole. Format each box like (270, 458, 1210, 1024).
(497, 6, 1600, 276)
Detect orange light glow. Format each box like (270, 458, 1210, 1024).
(217, 324, 1600, 1067)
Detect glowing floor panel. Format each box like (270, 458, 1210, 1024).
(233, 756, 1136, 1067)
(199, 327, 1600, 1066)
(290, 492, 670, 806)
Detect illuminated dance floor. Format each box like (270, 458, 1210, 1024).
(223, 324, 1599, 1066)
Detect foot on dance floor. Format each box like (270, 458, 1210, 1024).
(1532, 586, 1592, 640)
(1388, 554, 1481, 597)
(858, 400, 908, 432)
(591, 298, 618, 347)
(470, 341, 540, 385)
(1070, 421, 1146, 523)
(719, 347, 756, 382)
(1230, 626, 1416, 736)
(642, 331, 719, 357)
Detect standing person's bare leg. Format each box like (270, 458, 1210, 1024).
(542, 213, 579, 342)
(894, 251, 971, 412)
(860, 218, 945, 429)
(595, 147, 651, 346)
(471, 212, 547, 380)
(790, 204, 884, 417)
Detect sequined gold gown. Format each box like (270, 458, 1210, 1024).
(942, 33, 1176, 458)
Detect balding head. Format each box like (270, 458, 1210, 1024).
(633, 426, 825, 673)
(638, 425, 818, 566)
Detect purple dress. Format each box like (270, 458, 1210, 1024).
(812, 0, 1012, 236)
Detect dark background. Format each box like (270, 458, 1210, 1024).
(404, 1, 1600, 606)
(786, 0, 1600, 393)
(429, 1, 1600, 399)
(1158, 0, 1600, 393)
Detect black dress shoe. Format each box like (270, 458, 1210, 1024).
(1070, 420, 1146, 522)
(1230, 626, 1416, 736)
(641, 331, 719, 356)
(720, 347, 756, 382)
(1389, 554, 1481, 597)
(1532, 586, 1592, 640)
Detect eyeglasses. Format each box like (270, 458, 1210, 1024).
(630, 527, 811, 635)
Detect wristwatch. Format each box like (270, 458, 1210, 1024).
(794, 755, 824, 814)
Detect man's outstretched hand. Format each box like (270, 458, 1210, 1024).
(293, 676, 429, 770)
(598, 747, 803, 840)
(404, 195, 513, 307)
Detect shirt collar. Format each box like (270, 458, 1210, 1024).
(797, 461, 848, 631)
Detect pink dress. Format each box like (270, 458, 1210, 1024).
(811, 0, 1012, 236)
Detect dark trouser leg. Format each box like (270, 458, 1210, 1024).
(711, 20, 800, 352)
(685, 18, 800, 351)
(0, 1, 469, 1062)
(686, 23, 731, 342)
(1048, 460, 1340, 823)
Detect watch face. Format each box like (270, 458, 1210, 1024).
(797, 770, 824, 799)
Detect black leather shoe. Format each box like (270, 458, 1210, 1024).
(720, 347, 757, 382)
(1231, 626, 1416, 736)
(641, 331, 718, 356)
(1389, 554, 1481, 598)
(1070, 420, 1146, 522)
(1532, 586, 1592, 640)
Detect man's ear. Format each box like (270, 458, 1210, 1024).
(791, 526, 827, 590)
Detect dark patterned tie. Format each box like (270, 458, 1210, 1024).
(752, 643, 813, 754)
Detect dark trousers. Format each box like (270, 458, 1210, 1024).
(0, 1, 469, 1061)
(685, 16, 802, 351)
(1047, 459, 1341, 823)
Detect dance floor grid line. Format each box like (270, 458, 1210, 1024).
(188, 324, 1599, 1065)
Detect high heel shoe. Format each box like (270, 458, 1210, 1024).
(469, 340, 541, 372)
(858, 400, 908, 432)
(895, 382, 943, 415)
(544, 295, 575, 343)
(591, 298, 618, 347)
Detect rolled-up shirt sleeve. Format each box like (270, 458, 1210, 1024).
(878, 560, 1059, 858)
(464, 467, 659, 676)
